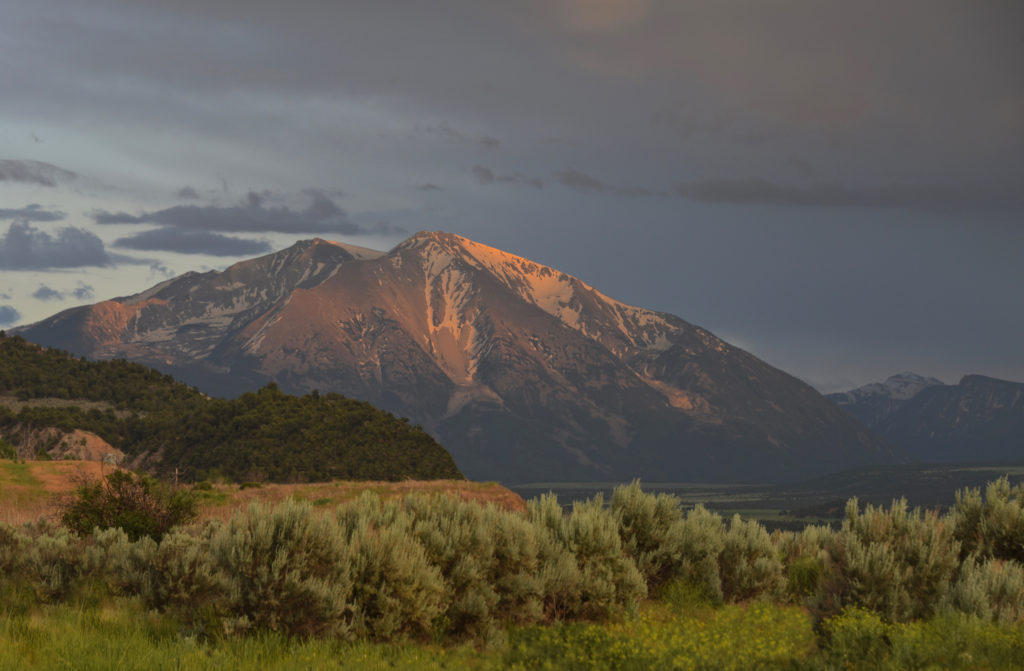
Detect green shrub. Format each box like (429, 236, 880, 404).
(12, 524, 83, 603)
(609, 480, 685, 592)
(530, 494, 646, 620)
(403, 494, 543, 640)
(719, 515, 784, 602)
(948, 557, 1024, 624)
(209, 500, 353, 638)
(821, 608, 1024, 670)
(787, 555, 824, 601)
(822, 607, 894, 669)
(661, 504, 726, 605)
(60, 470, 198, 542)
(951, 477, 1024, 563)
(345, 514, 446, 641)
(816, 498, 960, 623)
(527, 493, 584, 620)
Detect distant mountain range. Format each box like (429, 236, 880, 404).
(828, 373, 1024, 463)
(826, 372, 945, 427)
(15, 232, 889, 483)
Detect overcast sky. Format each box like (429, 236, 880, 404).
(2, 0, 1022, 392)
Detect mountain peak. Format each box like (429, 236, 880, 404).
(827, 371, 946, 428)
(15, 234, 889, 483)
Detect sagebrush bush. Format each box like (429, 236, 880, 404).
(718, 515, 784, 602)
(661, 504, 726, 604)
(609, 480, 685, 592)
(11, 524, 83, 603)
(816, 498, 960, 623)
(344, 509, 445, 641)
(209, 500, 353, 637)
(528, 493, 646, 620)
(527, 493, 584, 619)
(948, 557, 1024, 624)
(779, 524, 831, 602)
(951, 477, 1024, 563)
(403, 494, 543, 640)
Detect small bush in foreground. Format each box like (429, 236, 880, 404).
(60, 471, 197, 542)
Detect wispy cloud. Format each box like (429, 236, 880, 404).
(0, 204, 66, 222)
(0, 160, 78, 187)
(552, 168, 665, 197)
(673, 178, 1024, 212)
(417, 124, 500, 150)
(553, 168, 607, 192)
(92, 189, 395, 235)
(472, 165, 544, 189)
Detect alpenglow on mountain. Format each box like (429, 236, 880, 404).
(15, 232, 889, 483)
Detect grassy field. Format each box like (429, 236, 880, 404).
(4, 460, 1024, 669)
(3, 593, 1023, 670)
(0, 459, 525, 525)
(0, 460, 108, 524)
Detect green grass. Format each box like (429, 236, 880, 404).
(0, 460, 41, 488)
(4, 598, 1023, 670)
(0, 600, 487, 671)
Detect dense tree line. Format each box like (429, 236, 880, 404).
(0, 333, 462, 482)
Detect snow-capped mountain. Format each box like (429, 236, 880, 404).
(827, 372, 945, 427)
(15, 232, 889, 483)
(876, 375, 1024, 462)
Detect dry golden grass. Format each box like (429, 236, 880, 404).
(196, 478, 525, 521)
(0, 459, 526, 526)
(0, 459, 110, 525)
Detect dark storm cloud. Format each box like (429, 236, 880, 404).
(0, 222, 110, 269)
(7, 1, 1022, 195)
(0, 306, 21, 326)
(417, 183, 442, 191)
(673, 179, 1024, 212)
(0, 160, 78, 187)
(0, 204, 66, 222)
(472, 165, 543, 189)
(92, 190, 391, 235)
(175, 186, 200, 199)
(113, 227, 272, 256)
(32, 285, 63, 301)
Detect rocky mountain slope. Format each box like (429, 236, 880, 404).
(826, 372, 944, 427)
(16, 232, 890, 483)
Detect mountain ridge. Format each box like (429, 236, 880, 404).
(15, 232, 891, 483)
(829, 372, 1024, 463)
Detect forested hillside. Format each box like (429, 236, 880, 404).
(0, 332, 462, 482)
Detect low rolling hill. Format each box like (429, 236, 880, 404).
(0, 332, 462, 484)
